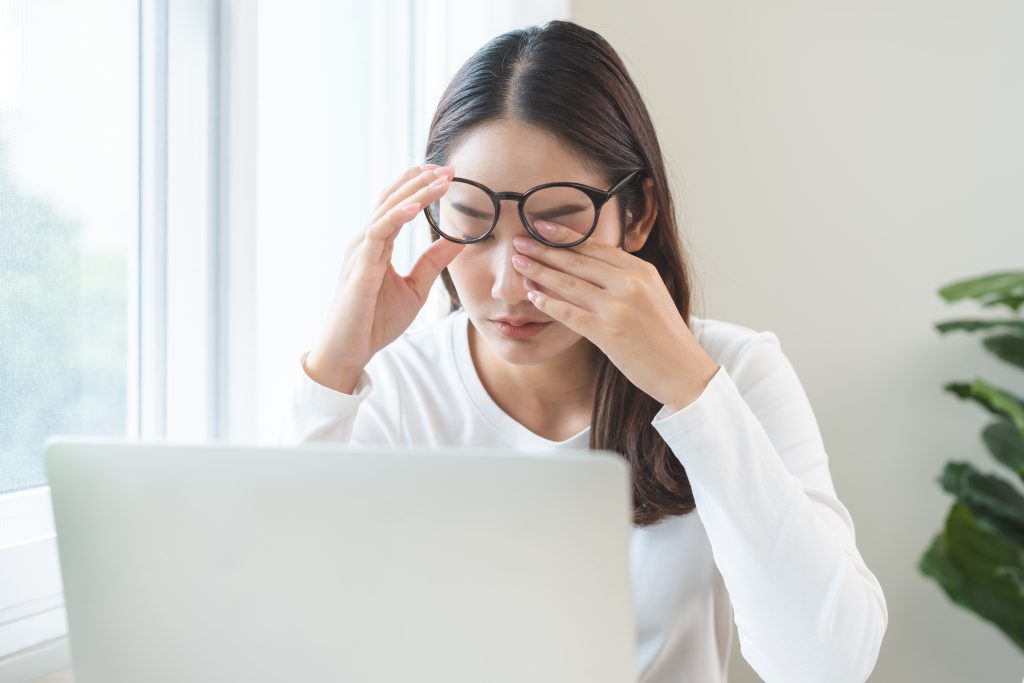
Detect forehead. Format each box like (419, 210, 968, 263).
(446, 119, 607, 192)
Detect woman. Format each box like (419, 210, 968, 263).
(283, 19, 887, 683)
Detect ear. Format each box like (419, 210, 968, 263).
(622, 177, 657, 254)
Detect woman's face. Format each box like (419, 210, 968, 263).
(444, 119, 628, 367)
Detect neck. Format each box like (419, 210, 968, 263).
(468, 319, 598, 415)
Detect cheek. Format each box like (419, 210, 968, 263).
(446, 254, 487, 294)
(591, 210, 623, 247)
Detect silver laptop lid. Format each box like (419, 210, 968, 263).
(45, 437, 637, 683)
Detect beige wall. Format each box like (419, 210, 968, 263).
(569, 1, 1024, 681)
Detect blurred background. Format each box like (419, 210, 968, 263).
(1, 0, 1023, 680)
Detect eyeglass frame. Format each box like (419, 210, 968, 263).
(423, 169, 644, 249)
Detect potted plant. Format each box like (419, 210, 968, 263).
(919, 270, 1024, 652)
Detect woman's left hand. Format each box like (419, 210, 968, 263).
(512, 218, 721, 414)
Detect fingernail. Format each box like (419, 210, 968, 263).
(429, 176, 450, 189)
(535, 220, 555, 234)
(401, 202, 421, 213)
(433, 167, 454, 177)
(419, 163, 439, 170)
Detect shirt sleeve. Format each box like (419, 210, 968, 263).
(649, 331, 888, 683)
(276, 349, 401, 447)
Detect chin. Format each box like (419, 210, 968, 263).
(491, 339, 553, 360)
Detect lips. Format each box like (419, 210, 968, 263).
(492, 318, 548, 326)
(492, 319, 550, 338)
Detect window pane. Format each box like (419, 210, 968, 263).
(0, 0, 138, 493)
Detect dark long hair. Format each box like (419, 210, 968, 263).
(423, 20, 705, 527)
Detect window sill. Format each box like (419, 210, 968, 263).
(0, 486, 68, 664)
(0, 635, 71, 681)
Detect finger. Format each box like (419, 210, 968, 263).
(373, 163, 444, 210)
(375, 166, 424, 210)
(524, 284, 596, 339)
(512, 235, 616, 289)
(404, 236, 466, 303)
(372, 166, 439, 218)
(512, 252, 604, 314)
(532, 218, 633, 269)
(365, 173, 451, 244)
(372, 165, 454, 224)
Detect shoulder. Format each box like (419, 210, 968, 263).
(689, 314, 782, 370)
(690, 315, 818, 435)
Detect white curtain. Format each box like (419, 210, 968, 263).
(254, 0, 569, 441)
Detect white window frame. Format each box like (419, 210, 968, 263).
(0, 0, 250, 674)
(0, 0, 566, 677)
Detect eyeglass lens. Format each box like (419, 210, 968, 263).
(427, 181, 596, 245)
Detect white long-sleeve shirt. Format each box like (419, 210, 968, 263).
(279, 308, 888, 683)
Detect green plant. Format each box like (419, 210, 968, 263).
(919, 271, 1024, 653)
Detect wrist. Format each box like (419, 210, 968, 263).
(304, 351, 365, 395)
(663, 362, 720, 414)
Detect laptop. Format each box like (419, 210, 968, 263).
(44, 436, 638, 683)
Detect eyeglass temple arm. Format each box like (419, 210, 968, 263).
(607, 170, 643, 196)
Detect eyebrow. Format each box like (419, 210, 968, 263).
(449, 201, 492, 220)
(449, 200, 591, 220)
(530, 202, 590, 219)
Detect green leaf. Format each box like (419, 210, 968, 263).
(944, 379, 1024, 438)
(981, 295, 1024, 314)
(945, 501, 1024, 610)
(982, 334, 1024, 371)
(920, 531, 963, 595)
(936, 319, 1024, 335)
(939, 271, 1024, 313)
(938, 461, 1024, 544)
(983, 421, 1024, 481)
(995, 565, 1024, 598)
(920, 502, 1024, 653)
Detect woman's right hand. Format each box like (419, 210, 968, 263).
(304, 164, 466, 394)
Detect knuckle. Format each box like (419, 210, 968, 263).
(395, 198, 417, 214)
(563, 305, 581, 327)
(605, 303, 626, 332)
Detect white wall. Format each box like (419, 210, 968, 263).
(569, 1, 1024, 681)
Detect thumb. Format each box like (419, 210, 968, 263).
(404, 238, 466, 302)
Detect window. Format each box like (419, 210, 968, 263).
(0, 0, 566, 675)
(0, 1, 136, 494)
(1, 0, 137, 666)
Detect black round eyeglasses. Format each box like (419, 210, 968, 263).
(424, 170, 644, 249)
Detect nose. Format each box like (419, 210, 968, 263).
(489, 212, 534, 305)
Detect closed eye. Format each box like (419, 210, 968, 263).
(450, 201, 492, 220)
(531, 203, 590, 220)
